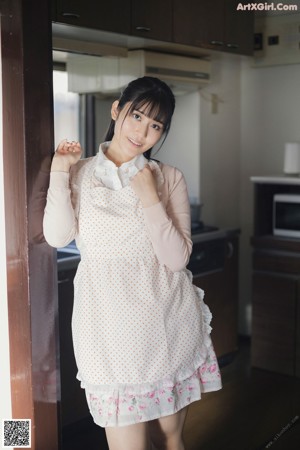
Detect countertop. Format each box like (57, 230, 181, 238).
(251, 175, 300, 185)
(192, 227, 240, 243)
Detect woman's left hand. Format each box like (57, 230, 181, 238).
(130, 165, 160, 208)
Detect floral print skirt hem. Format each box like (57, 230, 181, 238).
(85, 345, 222, 428)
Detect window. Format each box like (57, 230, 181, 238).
(53, 70, 80, 149)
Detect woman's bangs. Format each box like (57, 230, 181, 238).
(129, 96, 171, 128)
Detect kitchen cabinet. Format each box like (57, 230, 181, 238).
(224, 0, 254, 55)
(53, 0, 170, 39)
(251, 237, 300, 376)
(131, 0, 172, 42)
(53, 0, 131, 35)
(58, 266, 89, 428)
(173, 0, 254, 56)
(191, 233, 239, 359)
(250, 177, 300, 377)
(52, 0, 254, 56)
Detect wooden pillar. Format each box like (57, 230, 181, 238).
(1, 0, 60, 448)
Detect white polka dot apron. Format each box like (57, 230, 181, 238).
(72, 158, 222, 427)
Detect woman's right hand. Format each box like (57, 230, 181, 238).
(51, 139, 83, 172)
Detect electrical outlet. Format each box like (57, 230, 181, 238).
(268, 35, 279, 45)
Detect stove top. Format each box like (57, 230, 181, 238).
(191, 221, 219, 235)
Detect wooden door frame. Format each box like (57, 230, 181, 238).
(1, 0, 60, 448)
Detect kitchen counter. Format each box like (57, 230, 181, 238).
(251, 175, 300, 185)
(192, 227, 240, 244)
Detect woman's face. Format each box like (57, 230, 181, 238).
(110, 101, 164, 162)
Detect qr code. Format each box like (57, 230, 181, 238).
(2, 419, 31, 448)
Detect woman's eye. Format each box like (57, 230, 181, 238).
(132, 113, 141, 120)
(152, 123, 162, 131)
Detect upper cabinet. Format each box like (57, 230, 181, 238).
(224, 0, 254, 55)
(53, 0, 131, 35)
(131, 0, 172, 42)
(173, 0, 225, 50)
(173, 0, 254, 56)
(53, 0, 254, 56)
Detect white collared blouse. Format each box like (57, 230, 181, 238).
(93, 142, 147, 190)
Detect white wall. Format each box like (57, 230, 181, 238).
(53, 70, 80, 148)
(158, 91, 201, 202)
(200, 53, 241, 228)
(239, 59, 300, 334)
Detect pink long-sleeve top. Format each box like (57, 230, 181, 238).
(43, 152, 192, 273)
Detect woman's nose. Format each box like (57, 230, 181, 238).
(136, 122, 148, 137)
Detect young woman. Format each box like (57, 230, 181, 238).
(43, 76, 222, 450)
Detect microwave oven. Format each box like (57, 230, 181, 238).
(273, 194, 300, 238)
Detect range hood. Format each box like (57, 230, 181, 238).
(66, 50, 211, 96)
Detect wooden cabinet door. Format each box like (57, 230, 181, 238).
(193, 235, 239, 359)
(55, 0, 131, 34)
(173, 0, 224, 50)
(131, 0, 172, 41)
(173, 0, 253, 55)
(224, 0, 254, 55)
(252, 272, 297, 376)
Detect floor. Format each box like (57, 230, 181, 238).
(62, 337, 300, 450)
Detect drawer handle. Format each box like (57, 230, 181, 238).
(58, 278, 70, 284)
(227, 242, 234, 258)
(191, 251, 206, 262)
(210, 40, 224, 46)
(61, 12, 80, 19)
(136, 26, 151, 32)
(226, 42, 239, 49)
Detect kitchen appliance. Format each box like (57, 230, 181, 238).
(273, 193, 300, 238)
(66, 50, 211, 95)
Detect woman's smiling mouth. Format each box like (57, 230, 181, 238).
(128, 138, 142, 147)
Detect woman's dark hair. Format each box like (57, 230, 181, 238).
(104, 76, 176, 159)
